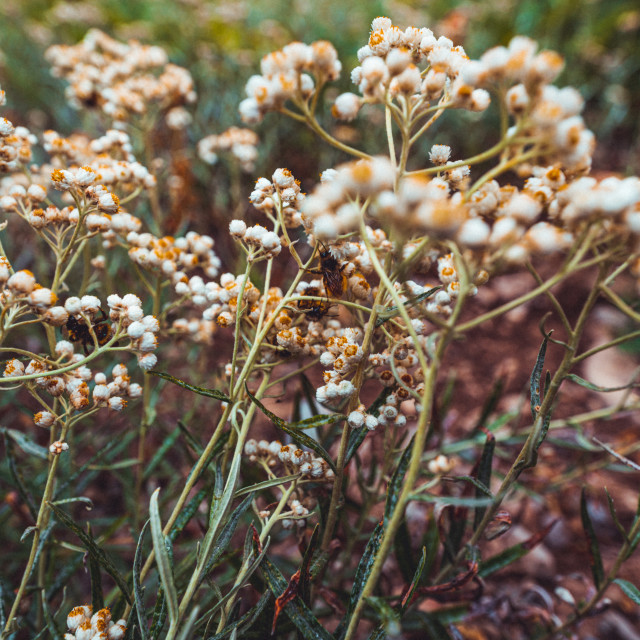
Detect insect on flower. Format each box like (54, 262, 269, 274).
(296, 286, 335, 320)
(307, 243, 348, 298)
(65, 309, 113, 355)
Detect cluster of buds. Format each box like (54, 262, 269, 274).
(229, 221, 283, 258)
(0, 115, 37, 173)
(49, 440, 69, 455)
(239, 40, 341, 124)
(45, 29, 196, 124)
(106, 293, 159, 370)
(0, 268, 62, 320)
(337, 17, 489, 115)
(316, 328, 364, 405)
(244, 438, 335, 481)
(249, 168, 305, 229)
(65, 605, 126, 640)
(348, 405, 379, 431)
(124, 230, 221, 280)
(175, 272, 261, 329)
(198, 127, 259, 172)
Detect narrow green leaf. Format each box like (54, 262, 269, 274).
(149, 587, 167, 640)
(336, 520, 385, 639)
(133, 521, 151, 640)
(614, 579, 640, 605)
(290, 414, 346, 430)
(204, 591, 271, 640)
(144, 428, 181, 479)
(148, 370, 230, 402)
(384, 436, 414, 525)
(472, 378, 503, 434)
(88, 526, 104, 610)
(474, 433, 495, 530)
(197, 493, 255, 589)
(259, 554, 333, 640)
(40, 589, 64, 640)
(604, 488, 630, 543)
(530, 332, 550, 419)
(393, 519, 415, 583)
(235, 474, 301, 498)
(479, 520, 556, 577)
(48, 502, 131, 604)
(51, 497, 93, 509)
(168, 488, 207, 543)
(566, 373, 639, 393)
(374, 286, 442, 327)
(245, 383, 336, 473)
(411, 494, 492, 507)
(364, 597, 400, 637)
(4, 433, 38, 519)
(300, 525, 320, 605)
(149, 489, 179, 626)
(580, 488, 605, 589)
(1, 427, 48, 459)
(401, 547, 427, 613)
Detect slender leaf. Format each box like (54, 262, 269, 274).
(133, 521, 151, 640)
(1, 427, 48, 459)
(411, 494, 492, 507)
(401, 547, 427, 613)
(149, 587, 167, 640)
(300, 525, 320, 605)
(336, 520, 385, 639)
(604, 488, 630, 543)
(384, 435, 414, 525)
(472, 378, 503, 434)
(566, 373, 639, 393)
(204, 591, 271, 640)
(168, 488, 207, 543)
(197, 492, 255, 588)
(88, 527, 104, 610)
(474, 433, 495, 529)
(290, 414, 345, 430)
(259, 554, 333, 640)
(374, 286, 442, 327)
(235, 474, 301, 498)
(614, 579, 640, 606)
(580, 488, 604, 589)
(148, 370, 230, 402)
(48, 502, 131, 604)
(149, 489, 179, 627)
(144, 428, 181, 479)
(245, 384, 336, 473)
(4, 434, 38, 519)
(530, 332, 550, 419)
(40, 589, 64, 640)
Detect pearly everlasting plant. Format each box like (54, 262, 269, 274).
(2, 15, 640, 640)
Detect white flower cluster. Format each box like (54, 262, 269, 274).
(125, 230, 221, 279)
(0, 116, 37, 172)
(65, 605, 125, 640)
(339, 16, 489, 116)
(0, 268, 62, 319)
(348, 406, 379, 431)
(229, 220, 283, 258)
(106, 293, 160, 370)
(239, 41, 341, 124)
(248, 167, 305, 228)
(198, 127, 259, 172)
(45, 29, 196, 124)
(302, 157, 394, 241)
(316, 328, 364, 405)
(244, 438, 335, 481)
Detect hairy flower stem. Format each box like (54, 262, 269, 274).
(342, 231, 467, 640)
(2, 421, 70, 639)
(136, 253, 314, 591)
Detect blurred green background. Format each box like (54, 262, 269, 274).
(1, 0, 638, 204)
